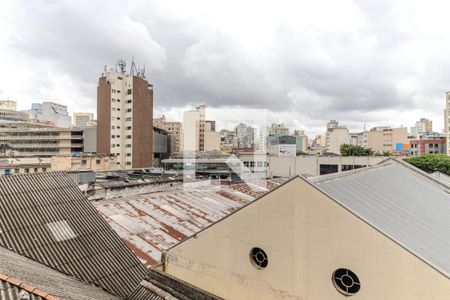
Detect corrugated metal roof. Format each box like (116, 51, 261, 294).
(94, 180, 286, 267)
(0, 172, 147, 298)
(0, 247, 120, 300)
(312, 159, 450, 278)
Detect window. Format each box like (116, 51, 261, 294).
(96, 160, 101, 165)
(127, 100, 132, 104)
(126, 162, 132, 166)
(127, 108, 132, 113)
(117, 117, 120, 120)
(112, 135, 115, 138)
(126, 135, 132, 139)
(126, 144, 131, 148)
(25, 168, 29, 173)
(126, 117, 132, 121)
(117, 90, 121, 93)
(112, 89, 116, 93)
(127, 126, 132, 130)
(112, 126, 115, 129)
(249, 247, 268, 269)
(127, 89, 132, 95)
(112, 98, 116, 102)
(126, 153, 131, 157)
(332, 268, 361, 296)
(118, 76, 123, 80)
(42, 168, 47, 172)
(117, 99, 120, 102)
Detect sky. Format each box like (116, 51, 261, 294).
(0, 0, 449, 137)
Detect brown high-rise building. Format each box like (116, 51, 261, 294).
(97, 61, 153, 168)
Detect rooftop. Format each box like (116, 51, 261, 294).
(311, 159, 450, 278)
(94, 178, 288, 266)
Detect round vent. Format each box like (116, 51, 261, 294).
(332, 268, 361, 296)
(249, 247, 268, 269)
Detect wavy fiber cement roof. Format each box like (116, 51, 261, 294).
(0, 172, 147, 298)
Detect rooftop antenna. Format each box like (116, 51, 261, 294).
(116, 59, 126, 73)
(130, 57, 138, 76)
(137, 64, 146, 78)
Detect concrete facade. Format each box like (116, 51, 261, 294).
(183, 105, 219, 152)
(446, 92, 450, 155)
(268, 155, 388, 177)
(0, 100, 17, 111)
(164, 177, 450, 300)
(0, 121, 83, 157)
(51, 154, 117, 171)
(73, 112, 94, 128)
(97, 66, 153, 169)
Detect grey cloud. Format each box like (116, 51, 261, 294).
(2, 0, 448, 134)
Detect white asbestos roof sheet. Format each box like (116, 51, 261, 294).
(312, 159, 450, 278)
(93, 180, 286, 267)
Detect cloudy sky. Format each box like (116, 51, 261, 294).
(0, 0, 449, 136)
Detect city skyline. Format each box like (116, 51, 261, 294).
(1, 1, 449, 136)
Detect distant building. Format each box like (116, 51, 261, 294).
(0, 121, 83, 157)
(97, 60, 153, 169)
(445, 92, 450, 155)
(410, 133, 447, 156)
(411, 118, 433, 135)
(294, 130, 308, 153)
(326, 127, 350, 154)
(0, 157, 51, 175)
(269, 155, 388, 177)
(0, 100, 17, 111)
(183, 104, 220, 152)
(235, 123, 255, 149)
(269, 135, 296, 157)
(153, 126, 173, 166)
(51, 153, 117, 171)
(154, 115, 183, 153)
(365, 126, 409, 153)
(23, 101, 71, 128)
(267, 123, 289, 136)
(0, 109, 29, 122)
(73, 112, 95, 128)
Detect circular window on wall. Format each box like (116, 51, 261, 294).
(332, 268, 361, 296)
(249, 247, 268, 269)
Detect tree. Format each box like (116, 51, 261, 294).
(340, 144, 374, 156)
(404, 154, 450, 175)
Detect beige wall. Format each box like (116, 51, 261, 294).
(51, 155, 117, 171)
(164, 178, 450, 300)
(367, 127, 409, 152)
(327, 128, 350, 154)
(268, 155, 387, 177)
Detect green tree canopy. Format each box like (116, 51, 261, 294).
(404, 154, 450, 175)
(340, 144, 374, 156)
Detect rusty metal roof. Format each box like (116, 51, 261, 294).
(93, 179, 287, 267)
(0, 172, 147, 298)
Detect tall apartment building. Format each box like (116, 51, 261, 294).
(97, 60, 153, 168)
(23, 101, 71, 128)
(446, 92, 450, 155)
(183, 104, 220, 152)
(0, 121, 83, 157)
(411, 118, 433, 135)
(73, 112, 95, 128)
(154, 115, 183, 153)
(0, 100, 17, 111)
